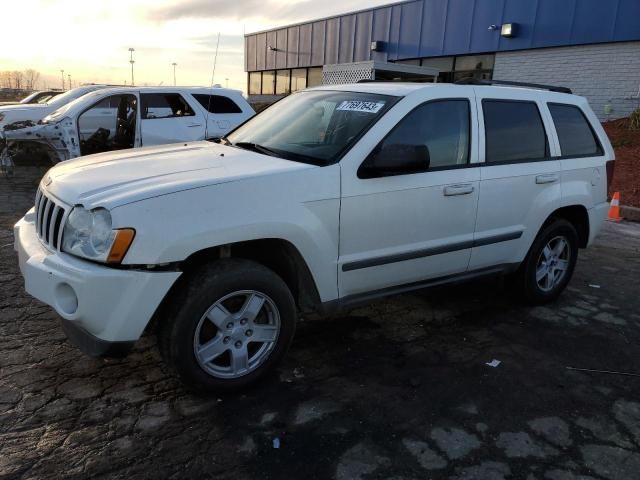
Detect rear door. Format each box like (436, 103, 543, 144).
(191, 93, 252, 138)
(469, 89, 561, 270)
(140, 92, 206, 145)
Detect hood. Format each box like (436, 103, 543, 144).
(0, 103, 50, 128)
(44, 141, 314, 209)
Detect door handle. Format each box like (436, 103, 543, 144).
(443, 184, 474, 196)
(186, 123, 202, 128)
(535, 174, 559, 184)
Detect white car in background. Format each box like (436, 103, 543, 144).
(0, 85, 110, 129)
(0, 90, 65, 106)
(2, 86, 254, 163)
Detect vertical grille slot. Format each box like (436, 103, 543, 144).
(34, 187, 68, 251)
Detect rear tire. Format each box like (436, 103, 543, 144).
(158, 258, 296, 392)
(514, 218, 578, 305)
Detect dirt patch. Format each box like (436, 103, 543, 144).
(603, 118, 640, 208)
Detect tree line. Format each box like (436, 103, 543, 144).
(0, 70, 41, 90)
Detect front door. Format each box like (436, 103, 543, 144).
(339, 91, 480, 297)
(140, 92, 206, 146)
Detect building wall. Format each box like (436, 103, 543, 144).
(245, 0, 640, 72)
(494, 41, 640, 121)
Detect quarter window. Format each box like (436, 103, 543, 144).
(141, 93, 195, 119)
(549, 103, 602, 157)
(359, 99, 470, 178)
(193, 94, 242, 114)
(483, 100, 548, 163)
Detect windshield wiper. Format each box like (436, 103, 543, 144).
(233, 142, 280, 157)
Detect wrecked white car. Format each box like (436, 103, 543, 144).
(1, 86, 254, 166)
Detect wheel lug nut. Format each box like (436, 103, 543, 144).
(223, 336, 230, 344)
(226, 322, 234, 329)
(240, 318, 247, 325)
(235, 341, 242, 348)
(246, 330, 253, 337)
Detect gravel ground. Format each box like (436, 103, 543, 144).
(2, 167, 640, 480)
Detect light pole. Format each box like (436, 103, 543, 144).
(128, 48, 135, 86)
(172, 62, 177, 86)
(225, 78, 229, 88)
(68, 74, 72, 89)
(60, 69, 65, 90)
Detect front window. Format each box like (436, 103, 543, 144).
(226, 90, 397, 166)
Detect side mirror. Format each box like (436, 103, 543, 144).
(360, 143, 430, 178)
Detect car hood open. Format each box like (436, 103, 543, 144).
(43, 141, 314, 209)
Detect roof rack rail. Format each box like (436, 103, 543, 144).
(454, 78, 572, 94)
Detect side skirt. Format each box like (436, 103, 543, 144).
(319, 264, 519, 315)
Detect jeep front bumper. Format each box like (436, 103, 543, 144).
(14, 208, 181, 356)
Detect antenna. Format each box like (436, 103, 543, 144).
(205, 32, 221, 138)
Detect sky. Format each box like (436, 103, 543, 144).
(1, 0, 391, 93)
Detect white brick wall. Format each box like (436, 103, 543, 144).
(494, 41, 640, 121)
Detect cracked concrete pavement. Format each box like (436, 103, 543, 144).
(2, 166, 640, 479)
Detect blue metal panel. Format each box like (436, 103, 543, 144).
(398, 1, 423, 58)
(325, 17, 340, 64)
(288, 26, 300, 67)
(255, 33, 266, 71)
(531, 0, 576, 47)
(354, 12, 373, 62)
(614, 0, 640, 41)
(442, 0, 474, 55)
(299, 24, 312, 67)
(276, 29, 288, 69)
(469, 0, 504, 54)
(387, 4, 403, 60)
(339, 15, 357, 63)
(419, 0, 448, 57)
(265, 31, 276, 70)
(246, 34, 256, 71)
(371, 7, 392, 62)
(311, 21, 326, 66)
(571, 0, 617, 44)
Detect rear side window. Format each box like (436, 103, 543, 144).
(141, 93, 195, 119)
(193, 94, 243, 114)
(483, 100, 548, 163)
(549, 103, 602, 157)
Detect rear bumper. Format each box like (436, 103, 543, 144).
(588, 201, 609, 246)
(14, 209, 181, 352)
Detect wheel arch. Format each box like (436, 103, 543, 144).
(541, 204, 590, 248)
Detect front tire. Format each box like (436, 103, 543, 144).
(158, 258, 297, 392)
(515, 218, 578, 305)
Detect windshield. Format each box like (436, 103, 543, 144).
(46, 87, 102, 109)
(226, 90, 397, 165)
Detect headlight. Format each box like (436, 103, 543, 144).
(62, 206, 135, 264)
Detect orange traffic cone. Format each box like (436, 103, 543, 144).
(607, 192, 623, 222)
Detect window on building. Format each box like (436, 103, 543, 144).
(291, 69, 307, 92)
(483, 100, 548, 163)
(249, 72, 261, 95)
(193, 94, 243, 114)
(262, 71, 275, 95)
(453, 54, 494, 82)
(549, 104, 602, 157)
(141, 93, 195, 119)
(276, 70, 291, 95)
(307, 67, 323, 88)
(359, 99, 470, 177)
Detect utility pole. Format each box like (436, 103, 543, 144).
(129, 48, 135, 86)
(60, 69, 65, 90)
(172, 62, 177, 86)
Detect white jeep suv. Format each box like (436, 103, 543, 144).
(14, 82, 614, 391)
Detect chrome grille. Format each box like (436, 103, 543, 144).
(35, 187, 68, 251)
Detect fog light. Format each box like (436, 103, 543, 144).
(55, 282, 78, 315)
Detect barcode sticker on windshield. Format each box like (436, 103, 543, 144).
(336, 100, 385, 114)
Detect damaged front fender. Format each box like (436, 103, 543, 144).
(1, 116, 80, 164)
